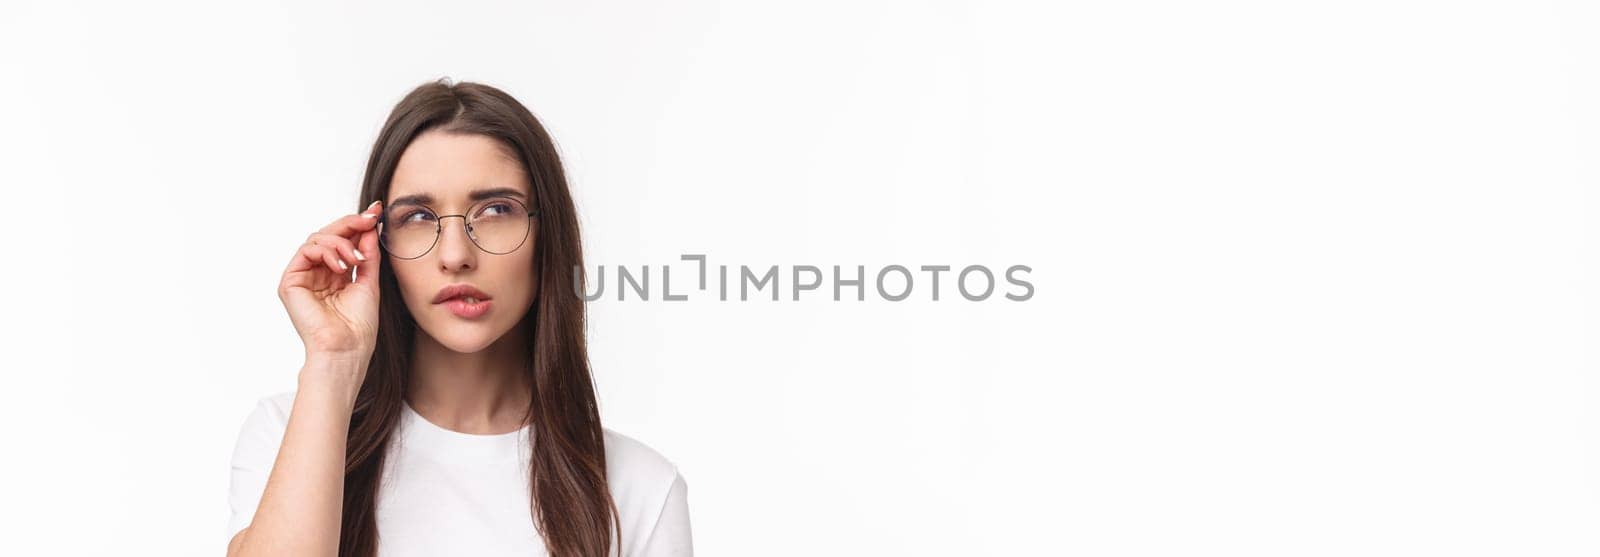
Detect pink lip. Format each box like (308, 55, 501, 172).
(432, 283, 492, 304)
(442, 298, 492, 319)
(432, 283, 493, 319)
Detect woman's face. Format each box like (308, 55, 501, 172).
(385, 130, 538, 353)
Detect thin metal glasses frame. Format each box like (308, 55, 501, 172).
(376, 197, 540, 260)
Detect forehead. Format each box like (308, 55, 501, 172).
(388, 130, 531, 208)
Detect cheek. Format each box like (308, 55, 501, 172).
(390, 261, 430, 306)
(516, 243, 539, 300)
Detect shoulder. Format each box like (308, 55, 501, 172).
(258, 390, 297, 419)
(245, 390, 297, 430)
(601, 428, 693, 556)
(602, 427, 681, 482)
(232, 390, 296, 450)
(601, 427, 687, 520)
(225, 390, 298, 539)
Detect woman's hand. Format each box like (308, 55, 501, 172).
(277, 200, 385, 374)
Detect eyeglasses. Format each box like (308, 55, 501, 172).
(377, 196, 539, 260)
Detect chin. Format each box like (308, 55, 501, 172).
(416, 310, 509, 353)
(409, 298, 532, 353)
(427, 327, 501, 354)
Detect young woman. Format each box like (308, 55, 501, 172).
(225, 80, 692, 557)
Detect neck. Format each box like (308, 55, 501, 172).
(407, 321, 533, 435)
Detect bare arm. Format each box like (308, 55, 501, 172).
(228, 357, 364, 557)
(229, 201, 382, 556)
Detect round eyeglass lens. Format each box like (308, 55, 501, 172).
(467, 197, 532, 254)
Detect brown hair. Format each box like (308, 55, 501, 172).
(342, 79, 618, 556)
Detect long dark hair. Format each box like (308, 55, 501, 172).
(342, 79, 618, 557)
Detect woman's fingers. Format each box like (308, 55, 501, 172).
(354, 227, 381, 287)
(281, 243, 338, 296)
(281, 201, 385, 290)
(318, 200, 384, 239)
(285, 241, 331, 276)
(291, 239, 349, 281)
(321, 247, 349, 276)
(308, 233, 363, 271)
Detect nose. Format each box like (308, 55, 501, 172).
(434, 215, 476, 272)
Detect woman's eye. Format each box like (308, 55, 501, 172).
(479, 202, 513, 217)
(400, 210, 435, 223)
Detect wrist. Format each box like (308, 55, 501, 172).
(299, 353, 368, 401)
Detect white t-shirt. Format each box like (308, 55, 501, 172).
(226, 391, 693, 556)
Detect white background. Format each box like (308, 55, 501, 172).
(3, 0, 1597, 555)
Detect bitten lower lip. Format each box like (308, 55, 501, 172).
(442, 298, 492, 319)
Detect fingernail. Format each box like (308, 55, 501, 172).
(337, 260, 349, 271)
(366, 200, 381, 211)
(362, 212, 377, 219)
(353, 249, 366, 261)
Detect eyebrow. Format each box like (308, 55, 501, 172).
(389, 187, 528, 208)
